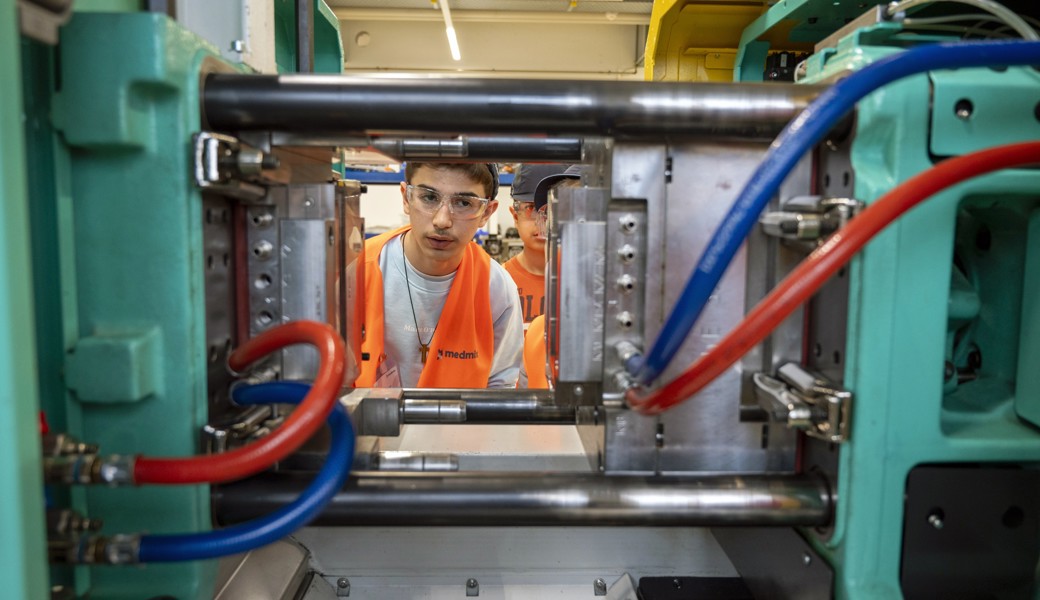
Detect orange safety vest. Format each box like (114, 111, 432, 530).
(502, 255, 545, 325)
(523, 314, 549, 389)
(355, 226, 495, 388)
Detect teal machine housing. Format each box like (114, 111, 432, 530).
(3, 0, 1040, 598)
(3, 2, 343, 598)
(733, 2, 1040, 597)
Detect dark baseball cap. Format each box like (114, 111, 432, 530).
(510, 164, 570, 202)
(533, 165, 583, 211)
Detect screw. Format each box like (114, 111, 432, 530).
(616, 274, 637, 294)
(337, 578, 349, 589)
(230, 39, 245, 53)
(803, 552, 812, 566)
(928, 513, 944, 530)
(618, 214, 638, 233)
(954, 99, 973, 120)
(467, 579, 478, 588)
(594, 578, 607, 595)
(617, 244, 636, 263)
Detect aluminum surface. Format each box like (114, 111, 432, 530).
(656, 143, 789, 473)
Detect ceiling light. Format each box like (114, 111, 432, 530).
(439, 0, 462, 61)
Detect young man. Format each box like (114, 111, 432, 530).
(502, 163, 571, 327)
(356, 162, 524, 389)
(518, 167, 581, 389)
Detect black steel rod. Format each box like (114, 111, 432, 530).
(214, 473, 832, 527)
(202, 74, 821, 139)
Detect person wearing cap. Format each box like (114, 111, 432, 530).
(503, 164, 571, 328)
(355, 162, 524, 389)
(519, 167, 582, 389)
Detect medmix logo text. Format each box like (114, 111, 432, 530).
(436, 348, 480, 360)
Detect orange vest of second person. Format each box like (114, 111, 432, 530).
(502, 255, 544, 326)
(355, 226, 495, 388)
(523, 314, 549, 389)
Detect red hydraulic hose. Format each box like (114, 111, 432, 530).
(134, 321, 345, 484)
(627, 141, 1040, 415)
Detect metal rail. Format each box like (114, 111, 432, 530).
(402, 388, 574, 424)
(215, 472, 832, 527)
(203, 74, 821, 139)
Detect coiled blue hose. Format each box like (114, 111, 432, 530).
(138, 381, 353, 562)
(630, 40, 1040, 385)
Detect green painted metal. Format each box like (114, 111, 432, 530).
(1015, 211, 1040, 427)
(930, 69, 1040, 156)
(66, 327, 164, 403)
(274, 0, 344, 73)
(48, 12, 223, 599)
(800, 42, 1040, 598)
(75, 0, 142, 11)
(0, 1, 49, 598)
(20, 32, 82, 596)
(734, 0, 895, 81)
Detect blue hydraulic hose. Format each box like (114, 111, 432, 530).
(630, 40, 1040, 385)
(138, 381, 353, 562)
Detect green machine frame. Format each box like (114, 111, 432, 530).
(732, 2, 1040, 597)
(4, 0, 1039, 597)
(3, 2, 342, 598)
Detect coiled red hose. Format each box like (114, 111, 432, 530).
(135, 321, 345, 484)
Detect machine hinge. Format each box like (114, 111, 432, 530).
(752, 362, 851, 443)
(192, 131, 278, 201)
(759, 195, 863, 242)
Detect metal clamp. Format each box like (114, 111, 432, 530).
(760, 195, 863, 243)
(192, 131, 276, 201)
(752, 363, 851, 443)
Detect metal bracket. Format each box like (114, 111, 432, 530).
(202, 404, 281, 454)
(752, 363, 851, 443)
(759, 195, 863, 243)
(192, 131, 276, 201)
